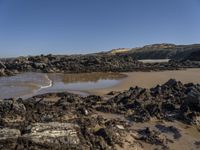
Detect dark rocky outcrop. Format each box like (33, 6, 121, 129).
(184, 50, 200, 61)
(96, 79, 200, 125)
(1, 47, 200, 77)
(1, 54, 142, 76)
(0, 79, 200, 149)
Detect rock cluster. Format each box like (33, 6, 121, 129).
(0, 79, 200, 149)
(1, 54, 200, 77)
(0, 93, 125, 149)
(0, 61, 15, 76)
(97, 79, 200, 125)
(1, 54, 141, 76)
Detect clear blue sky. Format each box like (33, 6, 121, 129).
(0, 0, 200, 57)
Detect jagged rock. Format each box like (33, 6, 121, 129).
(145, 103, 161, 117)
(128, 109, 151, 122)
(136, 127, 167, 148)
(95, 128, 118, 146)
(0, 99, 26, 127)
(107, 91, 120, 96)
(32, 62, 47, 69)
(164, 79, 178, 87)
(155, 124, 182, 139)
(0, 79, 200, 149)
(1, 49, 200, 77)
(183, 90, 200, 111)
(84, 95, 102, 105)
(152, 85, 162, 95)
(161, 102, 176, 111)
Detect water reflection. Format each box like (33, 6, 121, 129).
(48, 72, 127, 83)
(40, 72, 127, 95)
(0, 72, 127, 99)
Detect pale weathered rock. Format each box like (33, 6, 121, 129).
(0, 128, 21, 150)
(22, 122, 80, 148)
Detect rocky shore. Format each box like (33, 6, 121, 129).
(1, 79, 200, 149)
(1, 53, 200, 77)
(1, 50, 200, 149)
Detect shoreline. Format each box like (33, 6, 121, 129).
(88, 68, 200, 96)
(2, 68, 200, 99)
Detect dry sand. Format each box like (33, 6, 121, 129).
(89, 68, 200, 96)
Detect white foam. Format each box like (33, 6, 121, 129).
(39, 74, 53, 89)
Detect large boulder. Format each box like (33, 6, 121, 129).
(32, 62, 47, 70)
(163, 79, 181, 88)
(20, 122, 81, 149)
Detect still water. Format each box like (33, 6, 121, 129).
(0, 72, 126, 99)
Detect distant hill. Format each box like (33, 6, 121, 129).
(108, 43, 200, 61)
(108, 48, 131, 54)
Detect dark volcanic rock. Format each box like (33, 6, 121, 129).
(95, 79, 200, 124)
(183, 89, 200, 111)
(129, 108, 151, 122)
(1, 48, 200, 77)
(0, 79, 200, 149)
(1, 54, 143, 76)
(185, 50, 200, 61)
(145, 103, 161, 117)
(136, 127, 164, 145)
(95, 128, 116, 146)
(155, 124, 181, 139)
(0, 99, 26, 127)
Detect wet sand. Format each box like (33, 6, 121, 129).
(89, 68, 200, 96)
(94, 111, 200, 150)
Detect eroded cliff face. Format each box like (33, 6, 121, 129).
(0, 79, 200, 150)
